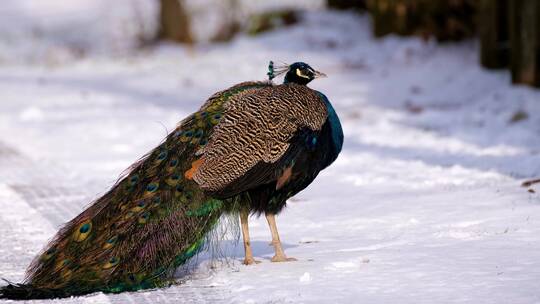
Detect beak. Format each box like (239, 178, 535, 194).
(314, 70, 327, 78)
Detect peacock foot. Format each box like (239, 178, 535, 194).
(271, 255, 297, 262)
(243, 257, 261, 265)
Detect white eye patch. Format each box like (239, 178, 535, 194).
(296, 68, 311, 79)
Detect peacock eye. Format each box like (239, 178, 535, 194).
(295, 68, 310, 79)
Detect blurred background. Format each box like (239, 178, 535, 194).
(1, 0, 539, 87)
(0, 1, 539, 303)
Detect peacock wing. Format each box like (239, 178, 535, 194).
(193, 83, 328, 196)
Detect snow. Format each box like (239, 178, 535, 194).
(1, 5, 540, 304)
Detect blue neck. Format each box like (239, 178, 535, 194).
(317, 92, 343, 155)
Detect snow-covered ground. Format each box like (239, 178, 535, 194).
(1, 8, 540, 304)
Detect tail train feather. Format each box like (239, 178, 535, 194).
(0, 82, 268, 300)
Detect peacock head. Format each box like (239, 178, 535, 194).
(272, 62, 326, 85)
(284, 62, 326, 85)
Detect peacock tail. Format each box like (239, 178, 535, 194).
(1, 81, 270, 299)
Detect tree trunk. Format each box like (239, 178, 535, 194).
(368, 0, 397, 37)
(158, 0, 193, 44)
(479, 0, 510, 69)
(509, 0, 540, 87)
(328, 0, 367, 10)
(366, 0, 476, 41)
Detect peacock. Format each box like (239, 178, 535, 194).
(0, 61, 344, 300)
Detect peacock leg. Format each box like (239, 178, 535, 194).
(265, 213, 297, 262)
(240, 209, 260, 265)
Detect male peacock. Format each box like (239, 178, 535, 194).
(0, 61, 343, 299)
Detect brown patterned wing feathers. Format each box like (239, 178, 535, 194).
(193, 83, 328, 193)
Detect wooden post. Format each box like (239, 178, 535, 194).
(479, 0, 510, 69)
(509, 0, 540, 87)
(158, 0, 193, 44)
